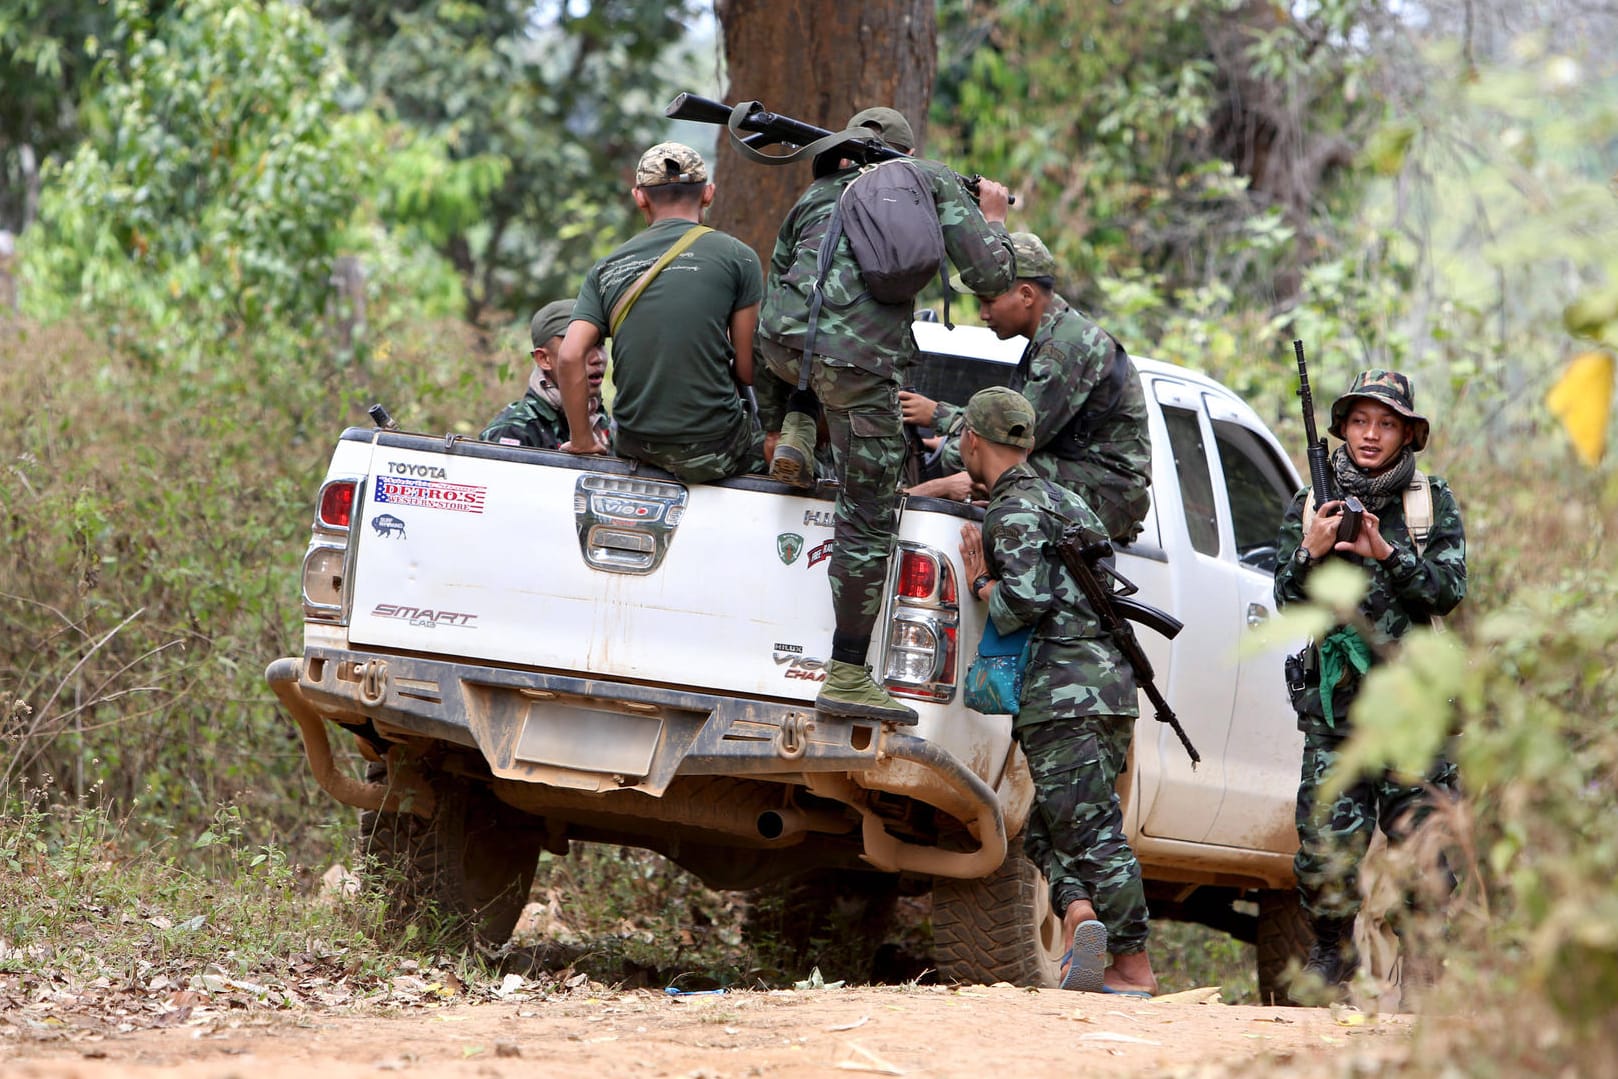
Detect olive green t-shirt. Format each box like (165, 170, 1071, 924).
(574, 219, 763, 442)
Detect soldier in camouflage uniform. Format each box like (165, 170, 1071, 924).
(956, 387, 1157, 997)
(556, 142, 765, 483)
(481, 299, 611, 449)
(900, 232, 1151, 544)
(1273, 369, 1466, 1002)
(754, 106, 1015, 723)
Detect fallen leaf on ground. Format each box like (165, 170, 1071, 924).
(1148, 986, 1222, 1005)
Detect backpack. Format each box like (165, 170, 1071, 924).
(834, 159, 946, 304)
(796, 160, 950, 388)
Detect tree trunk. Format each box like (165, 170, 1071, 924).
(711, 0, 937, 265)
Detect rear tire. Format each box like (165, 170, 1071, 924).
(359, 761, 543, 949)
(932, 849, 1065, 987)
(1256, 888, 1313, 1005)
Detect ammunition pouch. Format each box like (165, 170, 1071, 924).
(1284, 646, 1317, 715)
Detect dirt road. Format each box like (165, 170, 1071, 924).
(2, 982, 1408, 1079)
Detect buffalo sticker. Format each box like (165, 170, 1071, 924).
(777, 532, 804, 565)
(806, 539, 834, 569)
(371, 604, 477, 629)
(371, 514, 407, 539)
(373, 476, 486, 515)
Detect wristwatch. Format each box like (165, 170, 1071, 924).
(1293, 546, 1314, 568)
(971, 573, 994, 600)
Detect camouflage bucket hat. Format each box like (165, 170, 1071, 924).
(951, 232, 1056, 295)
(635, 142, 708, 187)
(1329, 369, 1430, 452)
(529, 299, 575, 349)
(963, 386, 1036, 449)
(847, 106, 914, 152)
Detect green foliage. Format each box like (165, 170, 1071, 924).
(311, 0, 704, 321)
(934, 0, 1376, 327)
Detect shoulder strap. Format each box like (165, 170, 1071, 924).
(608, 225, 712, 337)
(1404, 470, 1433, 555)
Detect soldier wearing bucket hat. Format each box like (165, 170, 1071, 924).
(901, 232, 1151, 544)
(954, 386, 1158, 997)
(1273, 368, 1467, 1005)
(554, 142, 767, 483)
(749, 105, 1016, 725)
(481, 299, 611, 450)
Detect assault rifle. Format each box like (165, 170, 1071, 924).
(664, 92, 1010, 205)
(1293, 339, 1361, 543)
(1049, 521, 1201, 767)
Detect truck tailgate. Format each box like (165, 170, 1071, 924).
(345, 440, 852, 701)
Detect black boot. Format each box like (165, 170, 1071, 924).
(1291, 916, 1359, 1004)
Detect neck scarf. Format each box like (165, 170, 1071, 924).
(529, 369, 610, 444)
(1331, 444, 1415, 512)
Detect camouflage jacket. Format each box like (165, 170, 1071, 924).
(983, 462, 1138, 724)
(939, 297, 1152, 542)
(758, 158, 1014, 380)
(1273, 475, 1467, 727)
(481, 389, 566, 449)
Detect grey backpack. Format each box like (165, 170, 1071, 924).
(833, 159, 947, 304)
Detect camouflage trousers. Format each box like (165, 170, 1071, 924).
(756, 337, 905, 642)
(1016, 713, 1149, 955)
(1294, 723, 1460, 924)
(614, 411, 766, 484)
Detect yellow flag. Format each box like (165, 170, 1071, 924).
(1546, 350, 1615, 466)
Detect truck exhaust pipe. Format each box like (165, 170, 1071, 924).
(756, 806, 857, 841)
(264, 657, 435, 818)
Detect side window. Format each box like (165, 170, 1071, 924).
(1212, 419, 1295, 572)
(1161, 405, 1219, 556)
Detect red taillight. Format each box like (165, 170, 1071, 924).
(319, 481, 356, 529)
(899, 550, 937, 599)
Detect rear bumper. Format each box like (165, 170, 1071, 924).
(266, 648, 1006, 879)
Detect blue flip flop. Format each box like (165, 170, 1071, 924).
(1100, 985, 1153, 999)
(1060, 919, 1107, 992)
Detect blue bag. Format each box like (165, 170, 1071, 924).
(963, 618, 1034, 715)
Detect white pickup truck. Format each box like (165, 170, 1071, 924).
(266, 323, 1308, 998)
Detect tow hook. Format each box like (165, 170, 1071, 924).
(358, 659, 388, 706)
(776, 712, 811, 760)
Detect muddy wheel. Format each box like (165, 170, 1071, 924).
(1256, 888, 1312, 1005)
(932, 849, 1064, 987)
(358, 761, 542, 949)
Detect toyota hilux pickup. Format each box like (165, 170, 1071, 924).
(266, 322, 1310, 998)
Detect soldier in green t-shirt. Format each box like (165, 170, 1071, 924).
(554, 142, 766, 483)
(481, 299, 610, 450)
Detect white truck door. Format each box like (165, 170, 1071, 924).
(1135, 378, 1237, 843)
(1198, 400, 1306, 852)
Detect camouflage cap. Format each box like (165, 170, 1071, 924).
(963, 386, 1037, 449)
(529, 299, 575, 349)
(635, 142, 708, 187)
(1329, 369, 1430, 452)
(847, 106, 914, 153)
(1008, 232, 1057, 279)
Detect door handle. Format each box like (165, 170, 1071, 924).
(1246, 602, 1269, 628)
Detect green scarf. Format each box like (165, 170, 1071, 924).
(1317, 626, 1372, 728)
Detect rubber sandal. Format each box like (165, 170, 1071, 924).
(1060, 919, 1107, 992)
(1100, 985, 1153, 999)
